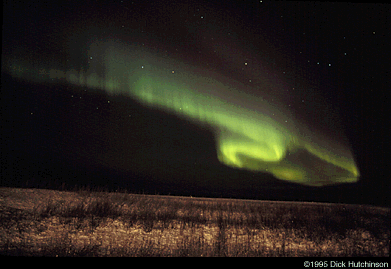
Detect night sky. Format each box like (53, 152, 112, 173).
(1, 1, 389, 207)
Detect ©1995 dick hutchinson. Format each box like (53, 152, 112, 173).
(303, 260, 389, 268)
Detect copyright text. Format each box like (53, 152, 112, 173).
(303, 261, 389, 268)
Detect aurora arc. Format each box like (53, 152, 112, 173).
(4, 40, 360, 186)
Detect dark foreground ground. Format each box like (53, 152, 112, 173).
(0, 187, 389, 257)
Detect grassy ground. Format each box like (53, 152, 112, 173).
(0, 187, 389, 257)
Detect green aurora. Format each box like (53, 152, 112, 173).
(4, 40, 360, 186)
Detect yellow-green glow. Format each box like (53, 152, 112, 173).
(3, 40, 360, 186)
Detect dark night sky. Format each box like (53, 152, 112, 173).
(1, 1, 389, 207)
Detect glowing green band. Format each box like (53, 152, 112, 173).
(3, 40, 360, 186)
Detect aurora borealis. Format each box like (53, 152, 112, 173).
(4, 39, 359, 186)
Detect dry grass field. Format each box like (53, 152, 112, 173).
(0, 187, 389, 257)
